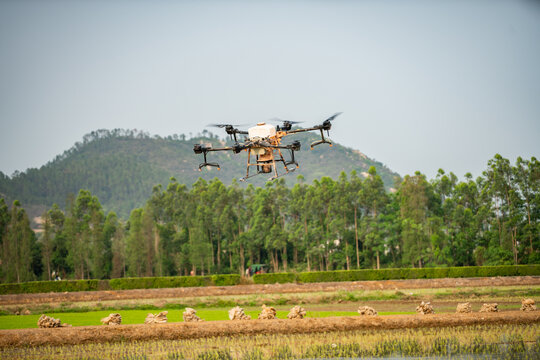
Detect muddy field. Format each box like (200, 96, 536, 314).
(1, 276, 537, 306)
(0, 311, 538, 347)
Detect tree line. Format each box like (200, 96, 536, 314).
(0, 154, 538, 283)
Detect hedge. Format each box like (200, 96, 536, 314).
(0, 279, 106, 295)
(252, 273, 297, 284)
(1, 266, 537, 294)
(253, 265, 540, 284)
(0, 274, 242, 295)
(211, 274, 241, 286)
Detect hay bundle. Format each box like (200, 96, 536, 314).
(520, 298, 537, 312)
(144, 311, 168, 324)
(358, 306, 378, 316)
(100, 313, 122, 325)
(37, 314, 71, 328)
(287, 306, 307, 319)
(183, 308, 203, 322)
(258, 304, 277, 320)
(479, 303, 498, 312)
(229, 306, 251, 320)
(456, 303, 472, 313)
(416, 301, 434, 315)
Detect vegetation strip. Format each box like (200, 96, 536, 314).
(0, 311, 538, 347)
(2, 276, 538, 305)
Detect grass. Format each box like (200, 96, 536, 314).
(0, 308, 412, 330)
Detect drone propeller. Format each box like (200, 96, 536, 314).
(207, 123, 247, 128)
(269, 118, 304, 132)
(207, 124, 248, 142)
(268, 117, 304, 125)
(323, 112, 343, 122)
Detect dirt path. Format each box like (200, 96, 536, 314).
(1, 311, 538, 347)
(1, 276, 538, 306)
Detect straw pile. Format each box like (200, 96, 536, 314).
(229, 306, 251, 320)
(358, 306, 378, 316)
(287, 306, 307, 319)
(37, 314, 71, 328)
(258, 304, 277, 320)
(479, 303, 498, 312)
(520, 298, 536, 312)
(100, 313, 122, 325)
(456, 303, 472, 313)
(416, 301, 434, 315)
(144, 311, 168, 324)
(183, 308, 203, 322)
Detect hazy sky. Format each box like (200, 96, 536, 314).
(1, 0, 539, 180)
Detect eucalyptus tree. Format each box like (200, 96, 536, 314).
(187, 178, 213, 275)
(483, 154, 521, 264)
(398, 172, 432, 268)
(1, 200, 34, 282)
(360, 166, 389, 269)
(67, 190, 104, 279)
(513, 156, 539, 261)
(347, 170, 364, 268)
(48, 204, 69, 278)
(40, 210, 53, 280)
(126, 208, 145, 277)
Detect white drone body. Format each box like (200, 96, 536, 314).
(248, 122, 276, 140)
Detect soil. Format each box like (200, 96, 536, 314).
(0, 311, 538, 347)
(1, 276, 537, 306)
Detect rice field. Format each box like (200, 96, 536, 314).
(0, 308, 406, 330)
(0, 323, 538, 359)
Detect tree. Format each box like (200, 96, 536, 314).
(398, 172, 434, 268)
(360, 166, 389, 269)
(1, 201, 34, 282)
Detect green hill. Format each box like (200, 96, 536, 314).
(0, 129, 400, 218)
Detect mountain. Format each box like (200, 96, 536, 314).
(0, 129, 400, 218)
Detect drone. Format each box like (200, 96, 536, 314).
(193, 112, 342, 181)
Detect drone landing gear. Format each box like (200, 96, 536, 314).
(198, 151, 221, 171)
(310, 128, 333, 149)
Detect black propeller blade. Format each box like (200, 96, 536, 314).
(207, 123, 247, 128)
(323, 112, 343, 122)
(268, 117, 304, 125)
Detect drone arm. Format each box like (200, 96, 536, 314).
(205, 146, 233, 152)
(284, 126, 322, 135)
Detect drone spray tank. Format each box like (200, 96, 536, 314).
(248, 122, 276, 173)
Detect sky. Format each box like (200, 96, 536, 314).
(1, 0, 539, 180)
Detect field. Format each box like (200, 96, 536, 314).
(0, 276, 539, 359)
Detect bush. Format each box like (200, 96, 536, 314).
(252, 273, 297, 284)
